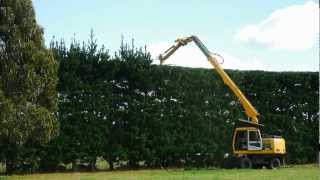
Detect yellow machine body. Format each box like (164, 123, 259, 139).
(232, 127, 286, 156)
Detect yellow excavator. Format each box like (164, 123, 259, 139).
(158, 35, 286, 169)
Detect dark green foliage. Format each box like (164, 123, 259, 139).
(0, 0, 58, 173)
(44, 34, 318, 171)
(46, 32, 112, 171)
(1, 27, 317, 171)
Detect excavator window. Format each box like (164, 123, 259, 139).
(235, 130, 248, 150)
(234, 129, 263, 151)
(249, 131, 259, 141)
(248, 130, 262, 150)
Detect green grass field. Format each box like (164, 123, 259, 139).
(0, 164, 318, 180)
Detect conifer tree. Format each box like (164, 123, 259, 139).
(0, 0, 58, 173)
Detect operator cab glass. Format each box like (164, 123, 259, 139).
(235, 129, 262, 151)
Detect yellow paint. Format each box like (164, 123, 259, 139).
(232, 127, 286, 155)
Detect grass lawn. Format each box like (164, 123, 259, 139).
(0, 164, 318, 180)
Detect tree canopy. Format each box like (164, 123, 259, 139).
(42, 36, 318, 171)
(0, 0, 58, 173)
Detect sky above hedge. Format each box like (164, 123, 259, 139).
(33, 0, 319, 72)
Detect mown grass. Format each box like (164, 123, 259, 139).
(0, 164, 318, 180)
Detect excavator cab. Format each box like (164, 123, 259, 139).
(233, 127, 262, 152)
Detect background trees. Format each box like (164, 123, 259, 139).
(46, 35, 318, 171)
(1, 30, 318, 172)
(0, 0, 58, 173)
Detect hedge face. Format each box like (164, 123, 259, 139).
(3, 37, 309, 172)
(50, 38, 318, 169)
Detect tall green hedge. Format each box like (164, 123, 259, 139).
(43, 37, 318, 171)
(1, 35, 317, 173)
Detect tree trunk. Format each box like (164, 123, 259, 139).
(5, 159, 15, 175)
(72, 159, 77, 171)
(89, 158, 96, 171)
(108, 156, 114, 170)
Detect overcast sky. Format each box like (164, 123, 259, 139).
(33, 0, 319, 72)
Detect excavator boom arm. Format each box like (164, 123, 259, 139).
(159, 35, 259, 124)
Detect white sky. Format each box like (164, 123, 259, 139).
(147, 1, 319, 71)
(34, 1, 319, 72)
